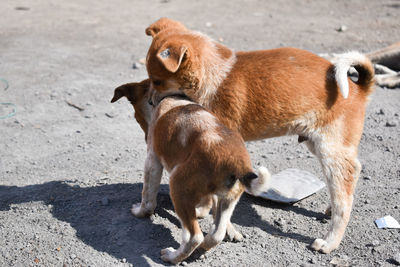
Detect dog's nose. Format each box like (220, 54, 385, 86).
(148, 98, 153, 106)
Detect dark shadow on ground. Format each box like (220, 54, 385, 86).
(0, 181, 327, 265)
(0, 181, 178, 266)
(233, 193, 328, 245)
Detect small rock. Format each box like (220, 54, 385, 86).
(337, 25, 348, 32)
(132, 62, 141, 69)
(105, 112, 117, 118)
(121, 258, 127, 263)
(363, 176, 371, 180)
(139, 58, 146, 65)
(376, 109, 385, 115)
(371, 240, 380, 247)
(181, 261, 188, 266)
(391, 252, 400, 265)
(70, 254, 76, 259)
(274, 218, 286, 227)
(205, 22, 213, 27)
(330, 255, 350, 266)
(376, 135, 383, 141)
(101, 198, 109, 206)
(15, 6, 30, 11)
(385, 121, 397, 127)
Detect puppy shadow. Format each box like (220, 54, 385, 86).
(231, 193, 328, 245)
(0, 181, 178, 266)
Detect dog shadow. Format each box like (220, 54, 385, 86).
(233, 193, 327, 245)
(0, 181, 179, 267)
(0, 181, 326, 265)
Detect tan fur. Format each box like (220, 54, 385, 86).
(144, 18, 376, 254)
(111, 82, 270, 264)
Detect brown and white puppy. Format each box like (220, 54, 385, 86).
(144, 18, 376, 254)
(111, 80, 270, 264)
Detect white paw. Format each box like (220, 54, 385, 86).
(225, 226, 243, 242)
(311, 238, 335, 254)
(160, 247, 178, 264)
(131, 203, 151, 218)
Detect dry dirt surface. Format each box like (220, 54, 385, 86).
(1, 0, 400, 266)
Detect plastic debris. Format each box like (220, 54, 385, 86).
(375, 215, 400, 229)
(254, 168, 325, 203)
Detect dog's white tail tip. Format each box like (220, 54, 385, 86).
(249, 166, 271, 196)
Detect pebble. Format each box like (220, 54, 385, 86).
(139, 58, 146, 64)
(70, 254, 76, 259)
(376, 109, 385, 115)
(363, 176, 371, 180)
(337, 25, 348, 32)
(329, 255, 350, 266)
(132, 62, 141, 69)
(105, 112, 117, 118)
(371, 240, 380, 247)
(274, 218, 287, 227)
(121, 258, 127, 263)
(392, 252, 400, 265)
(376, 135, 383, 141)
(181, 261, 188, 266)
(385, 121, 397, 127)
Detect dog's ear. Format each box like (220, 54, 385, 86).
(146, 17, 187, 37)
(111, 85, 129, 103)
(111, 80, 150, 103)
(157, 46, 188, 73)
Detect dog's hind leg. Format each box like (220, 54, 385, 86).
(310, 133, 361, 253)
(161, 173, 204, 264)
(200, 195, 241, 251)
(131, 149, 163, 217)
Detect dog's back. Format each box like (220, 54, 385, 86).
(150, 97, 253, 195)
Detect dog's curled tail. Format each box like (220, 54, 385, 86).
(333, 51, 375, 99)
(240, 166, 271, 196)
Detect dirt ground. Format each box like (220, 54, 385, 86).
(1, 0, 399, 266)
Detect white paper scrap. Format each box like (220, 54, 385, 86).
(375, 215, 400, 229)
(252, 168, 325, 204)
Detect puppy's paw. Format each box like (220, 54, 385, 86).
(225, 224, 243, 242)
(311, 238, 335, 254)
(160, 247, 179, 264)
(131, 203, 151, 218)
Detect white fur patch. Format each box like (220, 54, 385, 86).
(190, 31, 236, 106)
(332, 51, 369, 99)
(248, 166, 272, 196)
(175, 109, 223, 146)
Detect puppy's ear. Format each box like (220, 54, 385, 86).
(146, 17, 187, 37)
(111, 85, 128, 103)
(157, 46, 188, 73)
(111, 80, 151, 103)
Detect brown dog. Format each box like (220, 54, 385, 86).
(144, 18, 375, 254)
(111, 80, 270, 264)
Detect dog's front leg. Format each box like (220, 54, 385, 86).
(131, 149, 163, 217)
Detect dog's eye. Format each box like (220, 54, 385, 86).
(153, 80, 162, 86)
